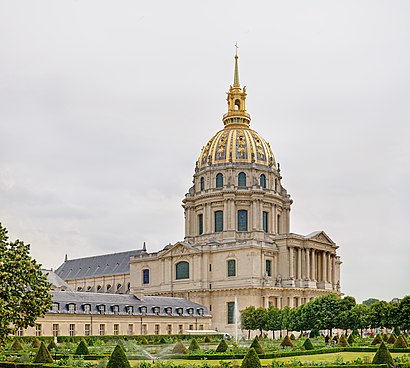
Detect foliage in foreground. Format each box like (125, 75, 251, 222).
(372, 341, 394, 367)
(107, 344, 131, 368)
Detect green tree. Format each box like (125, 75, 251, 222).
(398, 296, 410, 331)
(107, 344, 131, 368)
(264, 306, 282, 338)
(368, 301, 390, 329)
(347, 304, 370, 337)
(363, 298, 380, 306)
(0, 223, 52, 344)
(240, 306, 266, 338)
(280, 306, 293, 334)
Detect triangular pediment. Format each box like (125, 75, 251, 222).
(160, 241, 200, 257)
(305, 231, 335, 245)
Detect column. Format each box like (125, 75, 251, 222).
(322, 252, 327, 282)
(297, 248, 302, 280)
(311, 249, 316, 280)
(272, 204, 277, 234)
(223, 200, 228, 231)
(332, 255, 336, 286)
(252, 200, 257, 230)
(230, 199, 235, 230)
(289, 247, 294, 278)
(305, 248, 310, 280)
(327, 252, 331, 282)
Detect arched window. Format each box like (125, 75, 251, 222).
(200, 177, 205, 191)
(277, 214, 281, 234)
(216, 173, 223, 188)
(214, 210, 223, 232)
(238, 210, 248, 231)
(234, 99, 241, 110)
(238, 172, 246, 187)
(227, 259, 236, 277)
(175, 261, 189, 280)
(263, 211, 268, 233)
(96, 285, 102, 291)
(143, 269, 150, 284)
(198, 214, 203, 235)
(116, 283, 122, 290)
(260, 174, 266, 188)
(106, 284, 112, 291)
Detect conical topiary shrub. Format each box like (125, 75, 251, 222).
(215, 339, 228, 353)
(352, 329, 360, 337)
(249, 337, 264, 354)
(159, 337, 167, 344)
(172, 341, 188, 354)
(372, 341, 394, 367)
(332, 335, 339, 343)
(382, 334, 388, 342)
(338, 335, 349, 347)
(371, 334, 383, 345)
(204, 335, 211, 343)
(33, 342, 53, 364)
(188, 338, 200, 351)
(107, 344, 131, 368)
(75, 340, 89, 355)
(280, 335, 293, 348)
(47, 340, 58, 351)
(393, 335, 408, 348)
(290, 333, 296, 340)
(394, 327, 401, 336)
(140, 337, 149, 345)
(387, 334, 396, 344)
(303, 338, 314, 350)
(32, 338, 41, 348)
(10, 339, 23, 351)
(241, 347, 261, 368)
(347, 334, 355, 344)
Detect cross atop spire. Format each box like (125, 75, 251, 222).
(233, 42, 240, 87)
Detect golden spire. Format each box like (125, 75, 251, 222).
(233, 42, 240, 87)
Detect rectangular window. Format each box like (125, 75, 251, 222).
(85, 324, 91, 336)
(114, 324, 119, 335)
(84, 304, 91, 313)
(128, 324, 133, 335)
(143, 269, 150, 284)
(209, 264, 212, 272)
(266, 259, 272, 276)
(263, 211, 268, 232)
(227, 259, 236, 277)
(214, 210, 223, 232)
(189, 324, 193, 330)
(238, 210, 248, 231)
(68, 304, 75, 313)
(155, 324, 160, 335)
(199, 324, 204, 330)
(178, 324, 183, 334)
(277, 214, 281, 233)
(198, 214, 203, 235)
(142, 324, 147, 335)
(167, 324, 172, 335)
(99, 324, 105, 336)
(69, 324, 75, 337)
(51, 303, 59, 312)
(52, 324, 59, 337)
(17, 327, 24, 336)
(227, 302, 235, 324)
(98, 305, 105, 314)
(35, 324, 42, 337)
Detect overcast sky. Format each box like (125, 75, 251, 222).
(1, 1, 409, 303)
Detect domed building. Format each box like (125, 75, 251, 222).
(55, 51, 342, 336)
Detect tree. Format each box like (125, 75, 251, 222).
(398, 296, 410, 331)
(368, 301, 390, 329)
(363, 298, 380, 307)
(107, 344, 131, 368)
(240, 306, 266, 338)
(264, 306, 282, 339)
(347, 304, 370, 337)
(0, 223, 52, 343)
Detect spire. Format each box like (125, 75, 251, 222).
(233, 42, 240, 87)
(142, 242, 146, 251)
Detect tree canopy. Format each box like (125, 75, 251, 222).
(0, 223, 52, 343)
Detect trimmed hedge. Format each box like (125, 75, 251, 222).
(249, 337, 264, 354)
(188, 338, 200, 351)
(171, 341, 188, 354)
(75, 340, 89, 355)
(107, 344, 131, 368)
(387, 334, 397, 344)
(394, 335, 409, 348)
(280, 335, 293, 348)
(33, 342, 53, 364)
(303, 338, 314, 350)
(10, 339, 24, 351)
(215, 339, 228, 353)
(372, 334, 383, 345)
(372, 341, 394, 367)
(241, 348, 261, 368)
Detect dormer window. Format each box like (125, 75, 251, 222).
(139, 306, 147, 314)
(164, 307, 172, 315)
(51, 303, 59, 312)
(197, 308, 204, 316)
(187, 307, 194, 315)
(67, 303, 76, 313)
(83, 304, 91, 313)
(98, 305, 106, 314)
(152, 306, 160, 315)
(112, 305, 119, 314)
(176, 307, 183, 316)
(126, 306, 133, 315)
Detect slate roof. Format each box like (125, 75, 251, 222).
(55, 249, 145, 280)
(50, 291, 209, 317)
(42, 269, 72, 290)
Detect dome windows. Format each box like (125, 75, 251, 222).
(198, 214, 203, 235)
(238, 172, 246, 187)
(214, 211, 223, 232)
(238, 210, 248, 231)
(175, 261, 189, 280)
(200, 177, 205, 191)
(216, 173, 223, 188)
(260, 174, 266, 188)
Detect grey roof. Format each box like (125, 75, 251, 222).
(55, 249, 145, 280)
(42, 269, 72, 290)
(50, 291, 209, 317)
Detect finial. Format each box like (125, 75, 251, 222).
(64, 254, 68, 262)
(233, 42, 240, 87)
(142, 242, 146, 251)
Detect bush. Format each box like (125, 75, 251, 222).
(290, 333, 296, 340)
(47, 340, 58, 351)
(249, 337, 264, 354)
(371, 334, 383, 345)
(159, 337, 167, 344)
(372, 341, 394, 367)
(394, 327, 402, 336)
(394, 335, 409, 348)
(338, 336, 349, 347)
(75, 340, 89, 355)
(140, 337, 149, 345)
(10, 339, 24, 351)
(32, 338, 41, 348)
(106, 344, 131, 368)
(325, 335, 330, 344)
(188, 338, 200, 351)
(204, 336, 211, 343)
(241, 347, 261, 368)
(352, 329, 360, 336)
(332, 335, 339, 343)
(387, 334, 397, 344)
(347, 334, 355, 344)
(280, 335, 293, 348)
(382, 334, 388, 342)
(302, 338, 314, 350)
(309, 329, 319, 338)
(215, 339, 228, 353)
(172, 341, 188, 354)
(33, 342, 53, 364)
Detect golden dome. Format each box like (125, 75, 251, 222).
(197, 48, 276, 170)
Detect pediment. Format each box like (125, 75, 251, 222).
(305, 231, 335, 245)
(160, 241, 200, 257)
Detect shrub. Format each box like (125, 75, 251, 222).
(338, 336, 348, 347)
(204, 336, 211, 343)
(33, 342, 53, 364)
(332, 335, 339, 343)
(172, 341, 188, 354)
(32, 338, 41, 348)
(372, 341, 394, 367)
(352, 329, 360, 337)
(47, 340, 58, 351)
(371, 333, 383, 345)
(107, 344, 131, 368)
(188, 338, 200, 351)
(382, 334, 388, 342)
(241, 347, 261, 368)
(140, 337, 149, 345)
(324, 335, 330, 344)
(387, 334, 397, 344)
(290, 333, 296, 340)
(393, 335, 409, 348)
(75, 340, 89, 355)
(10, 339, 24, 351)
(394, 327, 401, 336)
(215, 339, 228, 353)
(159, 337, 167, 344)
(249, 337, 264, 354)
(302, 338, 314, 350)
(347, 334, 355, 344)
(280, 335, 293, 348)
